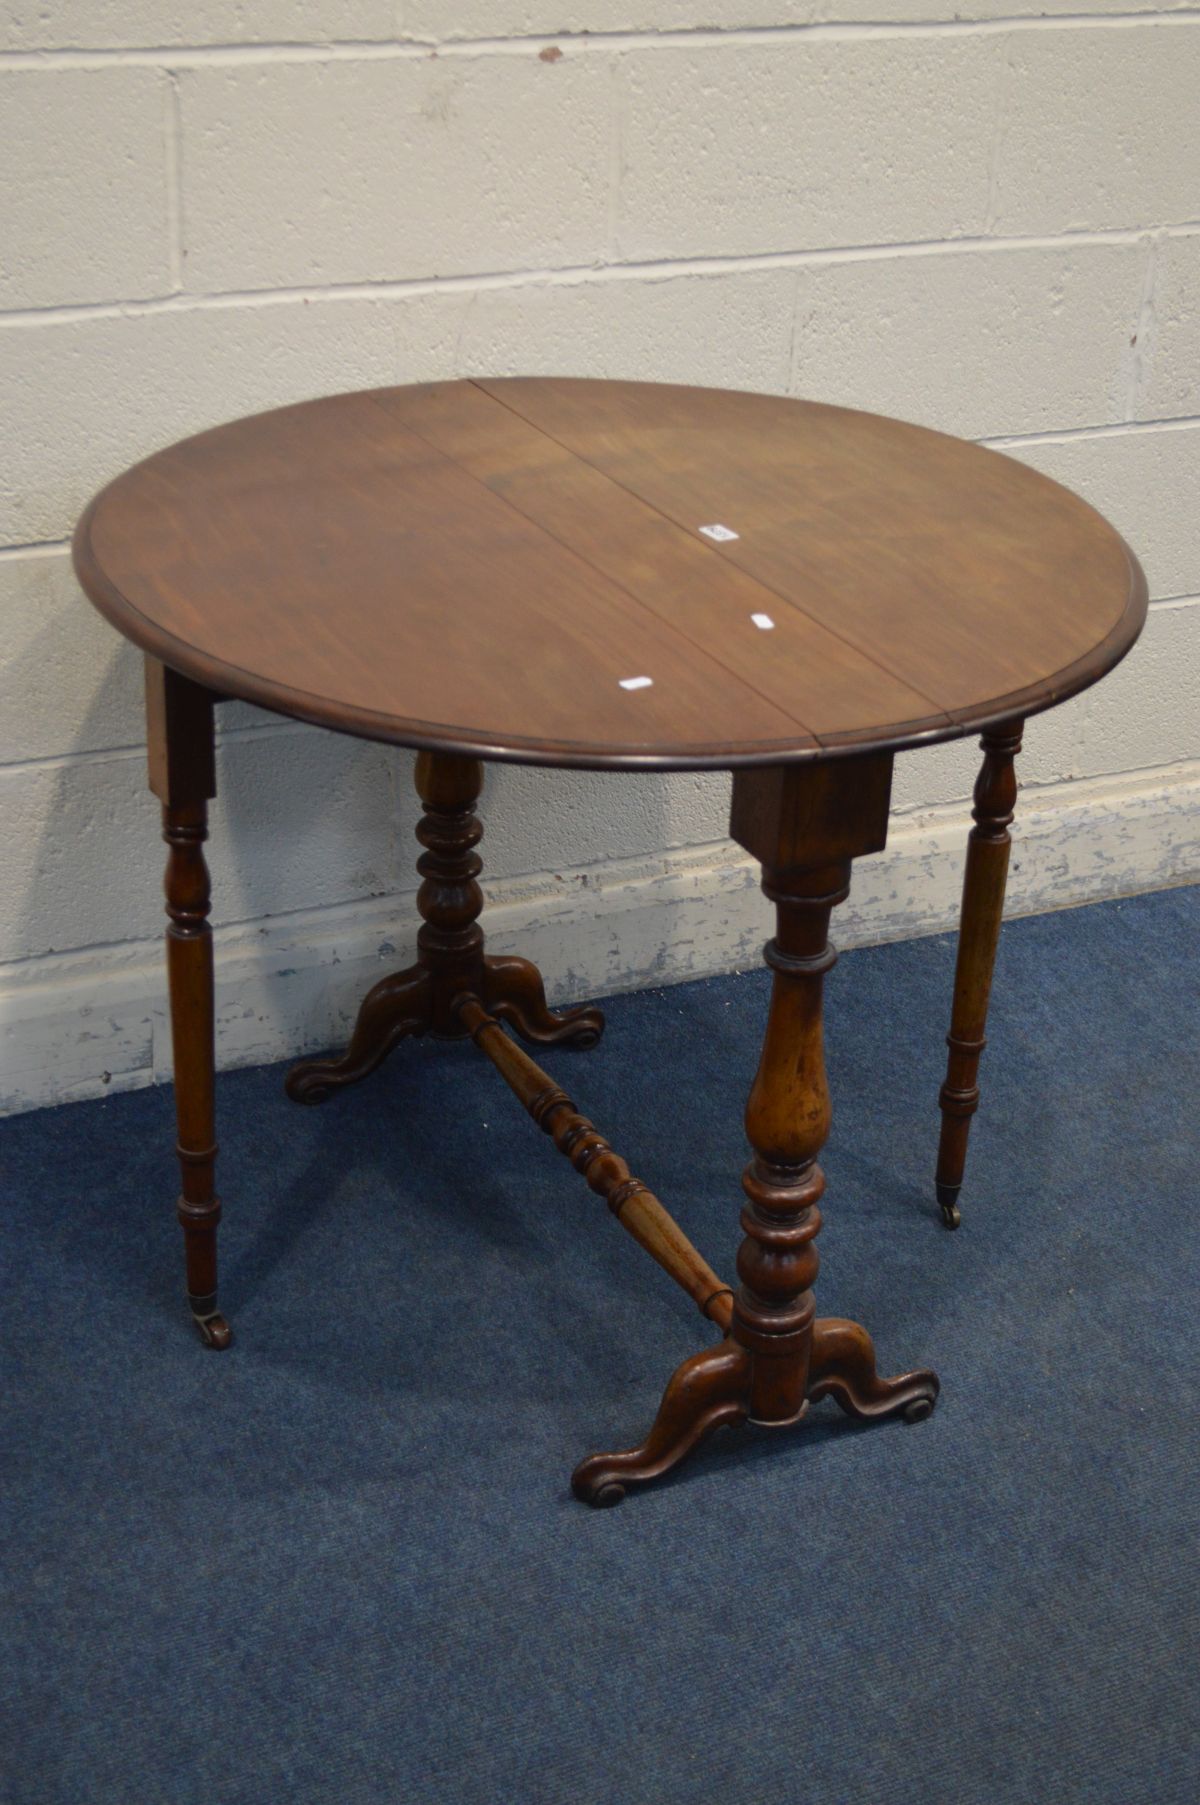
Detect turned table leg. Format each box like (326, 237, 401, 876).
(571, 755, 938, 1504)
(146, 658, 230, 1348)
(287, 751, 602, 1102)
(935, 723, 1023, 1228)
(734, 858, 843, 1428)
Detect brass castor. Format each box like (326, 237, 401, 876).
(936, 1182, 962, 1230)
(191, 1304, 232, 1349)
(903, 1395, 936, 1424)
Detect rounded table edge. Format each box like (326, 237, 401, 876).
(72, 488, 1151, 774)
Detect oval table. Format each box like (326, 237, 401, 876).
(73, 378, 1146, 1505)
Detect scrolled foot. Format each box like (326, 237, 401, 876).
(936, 1181, 962, 1230)
(285, 966, 431, 1103)
(808, 1317, 938, 1424)
(482, 953, 605, 1051)
(571, 1339, 750, 1506)
(283, 1069, 338, 1106)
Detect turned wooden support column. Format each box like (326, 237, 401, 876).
(413, 750, 487, 1035)
(735, 862, 845, 1424)
(146, 657, 230, 1348)
(729, 754, 893, 1422)
(935, 722, 1023, 1227)
(570, 751, 937, 1506)
(286, 751, 604, 1102)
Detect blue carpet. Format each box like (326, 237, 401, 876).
(2, 885, 1198, 1805)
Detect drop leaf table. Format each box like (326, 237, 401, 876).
(73, 379, 1146, 1504)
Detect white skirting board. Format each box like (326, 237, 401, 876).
(2, 760, 1197, 1116)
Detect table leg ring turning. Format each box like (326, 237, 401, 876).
(288, 750, 942, 1503)
(285, 750, 604, 1106)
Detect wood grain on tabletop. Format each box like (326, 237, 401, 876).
(73, 378, 1147, 769)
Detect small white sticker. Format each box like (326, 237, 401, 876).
(619, 675, 653, 691)
(751, 613, 775, 631)
(699, 523, 739, 542)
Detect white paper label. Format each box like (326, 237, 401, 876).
(699, 523, 739, 542)
(618, 676, 653, 690)
(751, 613, 775, 631)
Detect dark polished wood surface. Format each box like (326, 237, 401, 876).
(571, 755, 938, 1504)
(73, 378, 1146, 770)
(935, 726, 1024, 1229)
(73, 379, 1148, 1499)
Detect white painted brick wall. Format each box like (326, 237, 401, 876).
(615, 38, 1001, 258)
(1138, 232, 1200, 420)
(179, 56, 613, 291)
(993, 26, 1200, 236)
(1, 4, 1197, 1112)
(444, 266, 800, 384)
(790, 243, 1145, 438)
(0, 729, 400, 960)
(1008, 424, 1200, 603)
(0, 68, 171, 308)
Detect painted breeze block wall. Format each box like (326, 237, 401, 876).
(1, 3, 1198, 1112)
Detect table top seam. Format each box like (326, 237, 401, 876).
(73, 499, 838, 766)
(361, 385, 820, 747)
(70, 379, 1148, 767)
(472, 378, 954, 737)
